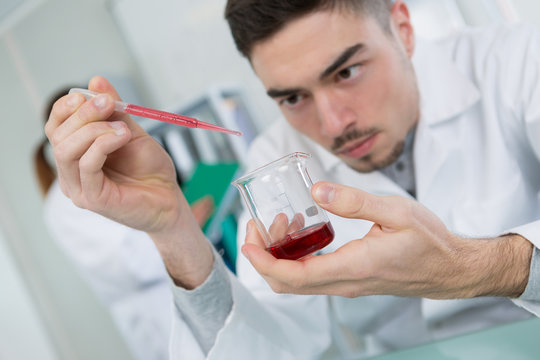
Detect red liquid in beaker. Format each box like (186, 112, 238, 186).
(267, 222, 335, 260)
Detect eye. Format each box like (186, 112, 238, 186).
(280, 93, 305, 108)
(337, 64, 362, 81)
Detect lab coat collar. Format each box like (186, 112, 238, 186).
(412, 38, 481, 203)
(413, 37, 480, 126)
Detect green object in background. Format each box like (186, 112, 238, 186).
(182, 162, 240, 232)
(182, 162, 240, 272)
(220, 214, 238, 266)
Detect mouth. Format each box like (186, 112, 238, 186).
(336, 133, 379, 159)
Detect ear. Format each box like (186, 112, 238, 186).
(390, 0, 415, 58)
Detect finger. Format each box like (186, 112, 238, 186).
(268, 213, 289, 243)
(89, 76, 123, 101)
(241, 240, 299, 282)
(244, 219, 266, 248)
(273, 278, 372, 297)
(51, 93, 116, 146)
(241, 242, 343, 292)
(311, 181, 410, 229)
(54, 121, 130, 198)
(45, 92, 86, 142)
(287, 213, 305, 234)
(78, 122, 131, 203)
(243, 241, 367, 294)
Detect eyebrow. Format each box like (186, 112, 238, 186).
(319, 43, 364, 80)
(266, 43, 365, 99)
(267, 87, 303, 99)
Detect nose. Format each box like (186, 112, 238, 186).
(314, 90, 356, 138)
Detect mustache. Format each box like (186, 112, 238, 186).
(331, 127, 379, 152)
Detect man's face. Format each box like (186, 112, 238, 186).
(251, 5, 419, 173)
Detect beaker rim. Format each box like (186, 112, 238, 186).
(231, 152, 311, 186)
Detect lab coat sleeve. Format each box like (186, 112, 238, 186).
(169, 264, 331, 360)
(43, 180, 167, 305)
(170, 129, 334, 359)
(508, 221, 540, 315)
(168, 227, 332, 359)
(208, 272, 331, 360)
(170, 247, 233, 355)
(505, 25, 540, 314)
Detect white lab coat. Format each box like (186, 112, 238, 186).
(44, 181, 173, 360)
(171, 24, 540, 359)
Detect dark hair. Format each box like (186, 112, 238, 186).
(225, 0, 392, 59)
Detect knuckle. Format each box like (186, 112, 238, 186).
(48, 129, 64, 147)
(74, 199, 90, 211)
(52, 143, 70, 163)
(70, 193, 89, 210)
(398, 197, 415, 221)
(78, 155, 94, 174)
(342, 290, 359, 298)
(77, 100, 111, 124)
(57, 179, 71, 199)
(350, 191, 367, 217)
(381, 195, 412, 222)
(44, 120, 53, 139)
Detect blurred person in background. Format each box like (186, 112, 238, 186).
(35, 87, 214, 360)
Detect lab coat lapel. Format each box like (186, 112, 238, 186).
(412, 39, 488, 324)
(412, 39, 480, 210)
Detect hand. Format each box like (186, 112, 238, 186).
(45, 76, 213, 288)
(241, 181, 532, 299)
(191, 195, 215, 227)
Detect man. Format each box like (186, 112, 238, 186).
(45, 0, 540, 358)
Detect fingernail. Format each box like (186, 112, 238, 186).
(94, 94, 108, 109)
(314, 183, 335, 204)
(66, 94, 82, 108)
(110, 121, 126, 136)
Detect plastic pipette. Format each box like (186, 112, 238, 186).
(69, 88, 242, 136)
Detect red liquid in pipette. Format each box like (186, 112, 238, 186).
(124, 104, 242, 136)
(267, 222, 334, 260)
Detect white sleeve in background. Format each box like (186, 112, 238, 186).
(43, 180, 173, 360)
(43, 180, 167, 304)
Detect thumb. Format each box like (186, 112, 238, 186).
(311, 181, 406, 228)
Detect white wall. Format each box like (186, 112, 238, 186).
(0, 223, 57, 360)
(0, 0, 140, 358)
(109, 0, 281, 128)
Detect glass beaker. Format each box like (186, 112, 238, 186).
(232, 152, 334, 260)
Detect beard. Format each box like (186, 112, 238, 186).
(349, 139, 405, 173)
(331, 127, 406, 173)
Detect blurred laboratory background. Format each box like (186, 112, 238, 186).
(1, 0, 539, 359)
